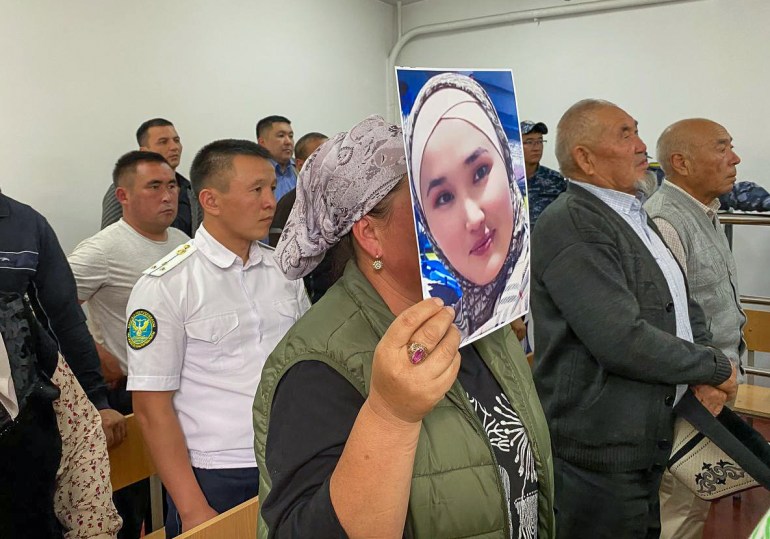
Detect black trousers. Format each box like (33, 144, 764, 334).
(554, 457, 664, 539)
(164, 466, 259, 537)
(0, 396, 62, 538)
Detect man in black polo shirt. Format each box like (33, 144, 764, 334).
(0, 191, 126, 446)
(101, 118, 200, 236)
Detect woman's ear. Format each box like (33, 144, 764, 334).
(351, 216, 382, 261)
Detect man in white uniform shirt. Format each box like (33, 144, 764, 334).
(126, 139, 310, 537)
(69, 150, 188, 538)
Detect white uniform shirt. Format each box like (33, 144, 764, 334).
(126, 225, 310, 469)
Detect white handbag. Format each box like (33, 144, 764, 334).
(669, 416, 759, 499)
(668, 390, 770, 500)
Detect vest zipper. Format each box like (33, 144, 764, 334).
(446, 383, 513, 538)
(479, 340, 554, 539)
(494, 359, 552, 538)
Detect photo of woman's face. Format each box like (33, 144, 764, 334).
(419, 118, 514, 286)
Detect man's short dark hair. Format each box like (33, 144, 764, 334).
(256, 115, 291, 139)
(190, 139, 273, 196)
(295, 132, 328, 161)
(136, 118, 174, 146)
(112, 151, 170, 187)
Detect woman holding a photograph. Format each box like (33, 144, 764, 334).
(254, 115, 553, 539)
(406, 72, 530, 341)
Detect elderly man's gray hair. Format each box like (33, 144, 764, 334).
(655, 119, 709, 178)
(555, 99, 617, 178)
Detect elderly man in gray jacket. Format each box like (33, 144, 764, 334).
(531, 100, 738, 539)
(645, 118, 746, 539)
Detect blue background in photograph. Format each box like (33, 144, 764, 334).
(397, 68, 522, 306)
(397, 69, 520, 144)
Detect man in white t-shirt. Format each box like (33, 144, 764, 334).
(126, 139, 310, 537)
(69, 150, 189, 538)
(70, 151, 189, 405)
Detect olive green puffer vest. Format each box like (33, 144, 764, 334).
(254, 262, 554, 538)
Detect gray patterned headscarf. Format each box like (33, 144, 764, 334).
(275, 115, 407, 280)
(405, 73, 527, 336)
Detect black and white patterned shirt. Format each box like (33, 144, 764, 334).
(459, 346, 539, 539)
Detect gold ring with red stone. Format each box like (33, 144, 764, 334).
(407, 342, 428, 364)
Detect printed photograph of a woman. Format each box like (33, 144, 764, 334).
(400, 69, 529, 344)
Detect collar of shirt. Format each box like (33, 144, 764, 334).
(569, 179, 648, 216)
(269, 158, 296, 177)
(665, 180, 721, 218)
(117, 218, 175, 246)
(195, 224, 264, 270)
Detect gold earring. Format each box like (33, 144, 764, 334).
(372, 256, 383, 271)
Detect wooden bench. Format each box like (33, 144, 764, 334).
(176, 497, 259, 538)
(734, 309, 770, 420)
(107, 413, 164, 534)
(734, 384, 770, 420)
(145, 528, 166, 539)
(108, 415, 260, 538)
(144, 497, 259, 539)
(108, 413, 155, 491)
(744, 309, 770, 362)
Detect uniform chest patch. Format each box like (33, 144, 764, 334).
(127, 309, 158, 350)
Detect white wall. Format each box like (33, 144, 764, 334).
(2, 0, 768, 299)
(0, 0, 394, 252)
(398, 0, 770, 298)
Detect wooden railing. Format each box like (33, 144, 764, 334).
(176, 497, 259, 539)
(107, 414, 164, 534)
(733, 308, 770, 419)
(108, 414, 260, 538)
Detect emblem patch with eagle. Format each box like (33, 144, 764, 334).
(127, 309, 158, 350)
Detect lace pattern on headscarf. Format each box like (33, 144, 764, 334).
(275, 115, 408, 280)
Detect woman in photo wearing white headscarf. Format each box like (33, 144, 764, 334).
(406, 72, 530, 342)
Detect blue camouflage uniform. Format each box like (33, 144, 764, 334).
(527, 164, 567, 226)
(719, 181, 770, 212)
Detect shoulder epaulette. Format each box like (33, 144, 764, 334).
(142, 241, 197, 277)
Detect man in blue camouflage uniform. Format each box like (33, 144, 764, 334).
(514, 121, 568, 351)
(719, 180, 770, 211)
(521, 120, 567, 227)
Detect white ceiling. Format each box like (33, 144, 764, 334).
(378, 0, 425, 5)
